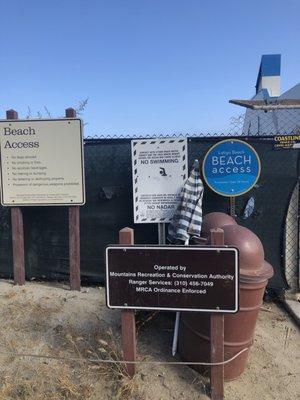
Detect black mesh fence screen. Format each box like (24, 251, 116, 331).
(0, 134, 299, 293)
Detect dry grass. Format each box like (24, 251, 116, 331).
(63, 328, 141, 400)
(0, 359, 94, 400)
(0, 286, 141, 400)
(1, 282, 298, 400)
(95, 331, 140, 400)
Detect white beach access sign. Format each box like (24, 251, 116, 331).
(132, 138, 187, 223)
(0, 119, 85, 206)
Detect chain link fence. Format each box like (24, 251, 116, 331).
(0, 111, 299, 294)
(284, 182, 299, 293)
(82, 108, 300, 295)
(84, 105, 300, 139)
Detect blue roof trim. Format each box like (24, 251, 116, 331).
(260, 54, 281, 76)
(256, 54, 281, 92)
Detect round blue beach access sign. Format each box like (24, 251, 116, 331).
(202, 139, 261, 197)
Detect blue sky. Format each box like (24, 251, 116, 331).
(1, 0, 299, 136)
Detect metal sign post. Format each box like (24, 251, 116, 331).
(229, 196, 236, 219)
(158, 222, 166, 244)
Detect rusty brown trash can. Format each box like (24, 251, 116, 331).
(178, 219, 274, 381)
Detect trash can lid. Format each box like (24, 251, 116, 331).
(222, 224, 265, 270)
(202, 212, 237, 237)
(240, 260, 274, 283)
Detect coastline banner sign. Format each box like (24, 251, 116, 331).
(132, 138, 187, 223)
(106, 245, 239, 313)
(202, 139, 261, 197)
(273, 135, 300, 150)
(0, 119, 85, 206)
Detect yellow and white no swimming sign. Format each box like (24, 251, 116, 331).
(0, 119, 85, 206)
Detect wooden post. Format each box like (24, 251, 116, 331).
(119, 227, 136, 378)
(65, 107, 81, 291)
(210, 228, 225, 400)
(6, 109, 25, 285)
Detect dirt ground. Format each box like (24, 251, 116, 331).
(0, 280, 299, 400)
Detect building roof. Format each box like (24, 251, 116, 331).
(242, 56, 300, 135)
(279, 83, 300, 100)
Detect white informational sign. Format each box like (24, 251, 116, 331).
(132, 138, 187, 223)
(0, 119, 85, 206)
